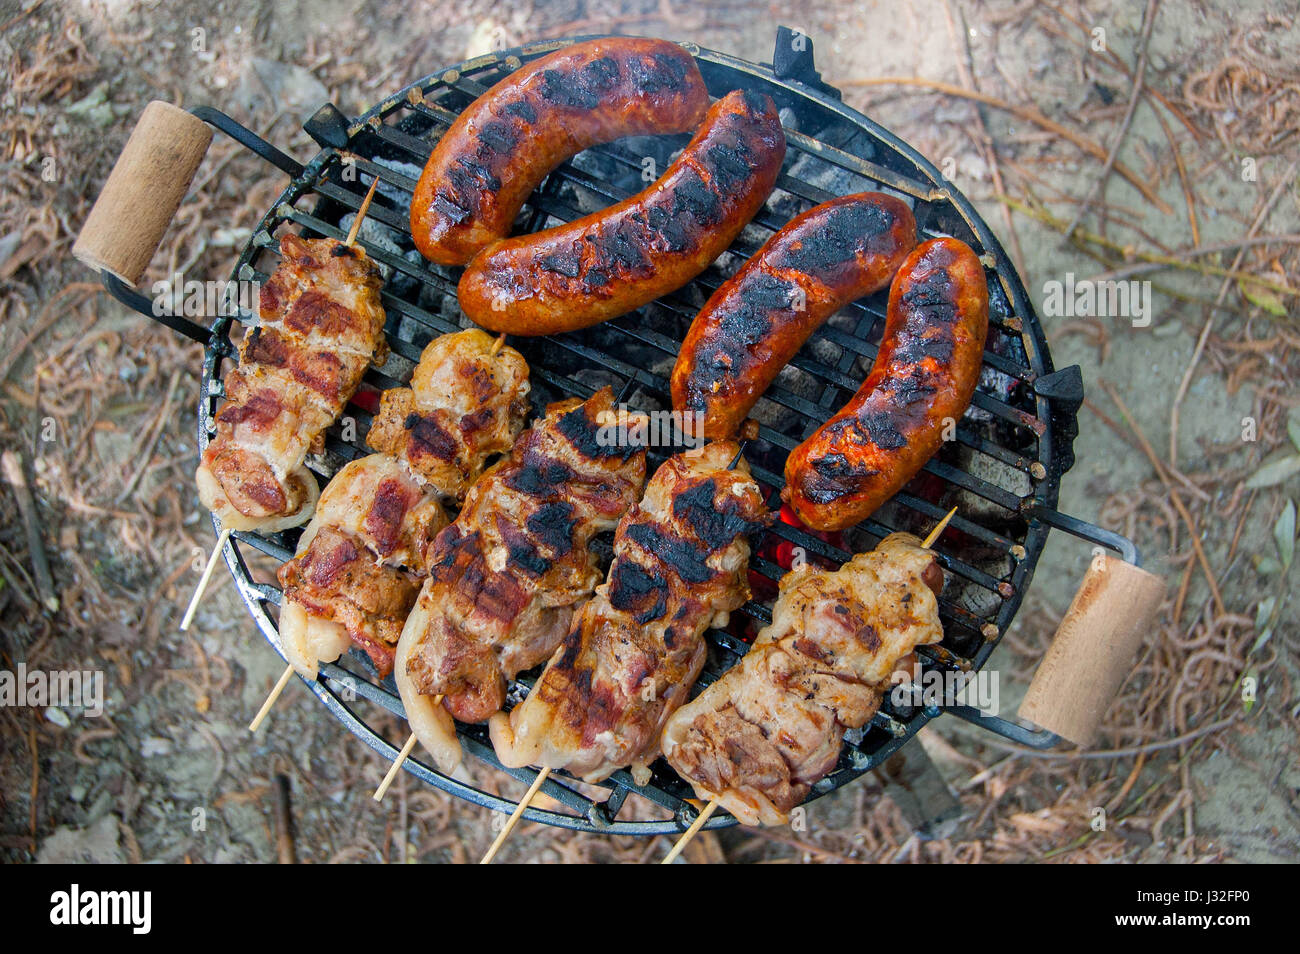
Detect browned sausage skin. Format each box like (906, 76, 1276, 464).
(411, 38, 709, 267)
(782, 237, 989, 531)
(457, 89, 786, 336)
(671, 192, 917, 438)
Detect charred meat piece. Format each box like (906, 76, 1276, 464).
(395, 386, 647, 772)
(366, 329, 530, 501)
(277, 454, 448, 678)
(490, 440, 770, 784)
(276, 330, 531, 679)
(661, 533, 944, 825)
(411, 37, 709, 266)
(459, 89, 787, 336)
(196, 234, 388, 532)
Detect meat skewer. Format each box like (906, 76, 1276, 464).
(181, 178, 385, 632)
(659, 507, 956, 862)
(383, 386, 648, 795)
(480, 441, 769, 862)
(372, 333, 531, 799)
(248, 330, 530, 733)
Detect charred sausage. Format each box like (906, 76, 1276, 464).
(671, 192, 916, 438)
(457, 89, 786, 336)
(782, 237, 989, 531)
(411, 38, 709, 266)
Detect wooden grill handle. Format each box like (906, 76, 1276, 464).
(72, 101, 213, 287)
(1017, 552, 1165, 747)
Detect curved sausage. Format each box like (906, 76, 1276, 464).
(457, 89, 786, 336)
(782, 237, 989, 531)
(671, 192, 916, 438)
(411, 38, 709, 266)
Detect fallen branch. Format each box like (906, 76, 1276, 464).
(2, 450, 58, 613)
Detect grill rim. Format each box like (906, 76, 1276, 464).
(98, 31, 1134, 836)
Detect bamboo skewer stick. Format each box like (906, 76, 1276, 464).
(372, 733, 420, 801)
(180, 527, 231, 631)
(661, 799, 719, 864)
(480, 767, 551, 864)
(249, 663, 294, 733)
(345, 177, 380, 247)
(662, 507, 958, 863)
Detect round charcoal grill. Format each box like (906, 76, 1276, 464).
(93, 29, 1144, 835)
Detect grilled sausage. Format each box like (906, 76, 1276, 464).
(457, 89, 787, 336)
(411, 38, 709, 266)
(782, 237, 989, 531)
(671, 192, 917, 438)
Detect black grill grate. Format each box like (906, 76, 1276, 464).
(169, 34, 1089, 834)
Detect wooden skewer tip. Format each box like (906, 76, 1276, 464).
(344, 177, 381, 248)
(180, 526, 231, 631)
(480, 767, 551, 864)
(921, 506, 958, 550)
(248, 662, 295, 733)
(662, 798, 719, 864)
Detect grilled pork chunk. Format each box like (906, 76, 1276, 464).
(197, 235, 388, 531)
(278, 454, 447, 678)
(661, 533, 944, 825)
(490, 441, 770, 785)
(276, 330, 530, 679)
(367, 329, 530, 501)
(395, 387, 647, 772)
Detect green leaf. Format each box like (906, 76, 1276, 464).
(1250, 627, 1274, 655)
(1276, 499, 1297, 569)
(1255, 555, 1282, 576)
(1239, 279, 1288, 316)
(1255, 595, 1276, 631)
(1246, 452, 1300, 488)
(1289, 407, 1300, 453)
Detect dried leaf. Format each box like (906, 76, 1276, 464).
(1254, 555, 1282, 576)
(1246, 452, 1300, 488)
(1275, 499, 1296, 569)
(1239, 279, 1288, 316)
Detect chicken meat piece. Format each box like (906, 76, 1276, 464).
(661, 533, 944, 825)
(276, 330, 530, 679)
(277, 454, 448, 678)
(366, 329, 530, 501)
(490, 441, 770, 784)
(395, 387, 647, 772)
(197, 234, 388, 531)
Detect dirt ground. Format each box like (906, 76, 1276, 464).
(1, 0, 1297, 864)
